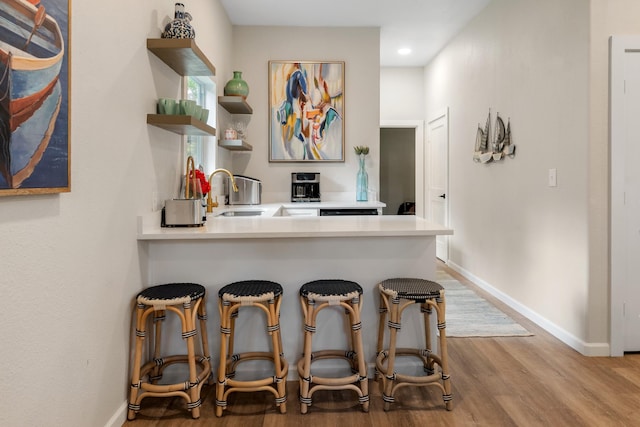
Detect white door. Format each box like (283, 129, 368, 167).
(622, 49, 640, 351)
(427, 109, 449, 262)
(611, 37, 640, 355)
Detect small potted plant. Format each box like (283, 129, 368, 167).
(354, 145, 370, 156)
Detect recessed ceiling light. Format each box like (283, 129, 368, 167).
(398, 48, 412, 55)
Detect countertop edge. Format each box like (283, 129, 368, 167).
(137, 229, 452, 241)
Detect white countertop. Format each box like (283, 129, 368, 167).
(137, 202, 452, 241)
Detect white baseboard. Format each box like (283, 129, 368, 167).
(104, 401, 127, 427)
(446, 261, 610, 357)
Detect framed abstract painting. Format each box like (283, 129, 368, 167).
(0, 0, 70, 195)
(269, 60, 344, 162)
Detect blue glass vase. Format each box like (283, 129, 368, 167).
(356, 154, 368, 201)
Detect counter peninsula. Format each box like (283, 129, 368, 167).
(136, 208, 452, 378)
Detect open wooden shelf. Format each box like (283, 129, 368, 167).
(218, 96, 253, 114)
(218, 139, 253, 151)
(147, 114, 216, 137)
(147, 38, 216, 76)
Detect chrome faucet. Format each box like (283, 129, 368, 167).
(207, 169, 238, 213)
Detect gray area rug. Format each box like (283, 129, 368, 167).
(437, 272, 533, 337)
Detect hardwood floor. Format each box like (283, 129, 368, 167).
(122, 264, 640, 426)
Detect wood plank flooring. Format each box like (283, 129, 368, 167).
(122, 264, 640, 426)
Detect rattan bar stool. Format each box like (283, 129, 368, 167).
(376, 278, 452, 411)
(216, 280, 288, 417)
(127, 283, 212, 420)
(297, 279, 369, 414)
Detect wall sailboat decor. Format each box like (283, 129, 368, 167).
(473, 109, 515, 163)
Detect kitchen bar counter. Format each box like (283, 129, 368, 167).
(136, 209, 452, 379)
(137, 209, 451, 240)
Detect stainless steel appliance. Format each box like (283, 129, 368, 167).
(227, 175, 262, 205)
(291, 172, 320, 202)
(162, 199, 205, 227)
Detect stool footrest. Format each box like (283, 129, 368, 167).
(377, 347, 442, 364)
(139, 354, 208, 375)
(225, 375, 286, 389)
(301, 349, 360, 361)
(227, 351, 283, 364)
(298, 373, 362, 387)
(138, 357, 211, 392)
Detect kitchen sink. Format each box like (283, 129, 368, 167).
(216, 210, 264, 217)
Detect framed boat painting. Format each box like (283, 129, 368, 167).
(0, 0, 70, 195)
(269, 60, 344, 162)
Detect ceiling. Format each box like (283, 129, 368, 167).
(220, 0, 491, 67)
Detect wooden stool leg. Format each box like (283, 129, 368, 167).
(421, 302, 435, 375)
(182, 301, 201, 419)
(436, 292, 453, 410)
(351, 298, 369, 412)
(376, 292, 388, 381)
(382, 297, 401, 411)
(227, 305, 238, 377)
(346, 306, 357, 372)
(127, 304, 146, 420)
(216, 300, 231, 417)
(197, 298, 212, 385)
(274, 299, 287, 387)
(149, 309, 165, 383)
(268, 296, 287, 414)
(298, 296, 315, 414)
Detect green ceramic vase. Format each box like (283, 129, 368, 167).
(224, 71, 249, 98)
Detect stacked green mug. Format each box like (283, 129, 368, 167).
(179, 99, 197, 116)
(157, 98, 209, 122)
(157, 98, 178, 115)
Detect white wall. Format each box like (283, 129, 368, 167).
(380, 67, 425, 120)
(422, 0, 598, 351)
(0, 1, 232, 425)
(228, 27, 380, 202)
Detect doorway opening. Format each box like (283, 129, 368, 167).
(380, 128, 415, 215)
(379, 120, 425, 216)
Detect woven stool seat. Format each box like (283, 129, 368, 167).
(379, 278, 442, 301)
(216, 280, 288, 417)
(219, 280, 283, 301)
(138, 283, 206, 305)
(128, 283, 211, 420)
(297, 279, 369, 414)
(300, 279, 363, 301)
(376, 278, 452, 411)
